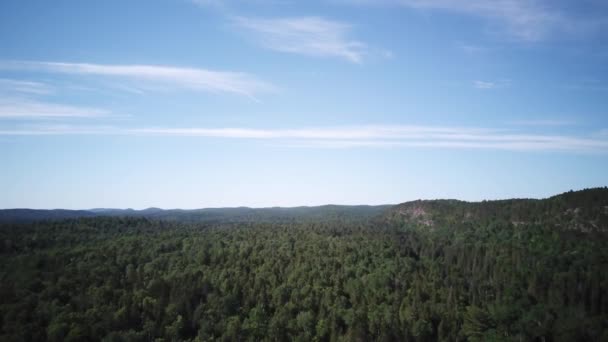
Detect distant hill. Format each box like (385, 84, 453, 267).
(0, 204, 392, 224)
(384, 187, 608, 232)
(2, 188, 607, 228)
(0, 209, 98, 224)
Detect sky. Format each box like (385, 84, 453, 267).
(1, 0, 607, 209)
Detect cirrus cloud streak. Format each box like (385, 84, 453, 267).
(233, 16, 372, 63)
(1, 124, 606, 153)
(0, 61, 276, 100)
(0, 98, 108, 119)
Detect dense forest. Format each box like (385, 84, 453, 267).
(0, 205, 391, 225)
(1, 188, 607, 341)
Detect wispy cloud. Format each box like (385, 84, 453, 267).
(473, 79, 510, 90)
(0, 61, 275, 100)
(455, 42, 488, 54)
(0, 124, 117, 135)
(191, 0, 225, 7)
(233, 16, 374, 63)
(131, 125, 486, 140)
(0, 98, 108, 119)
(0, 78, 53, 95)
(337, 0, 588, 41)
(509, 119, 576, 127)
(191, 0, 288, 7)
(474, 80, 496, 89)
(1, 124, 606, 153)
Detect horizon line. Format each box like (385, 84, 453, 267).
(2, 186, 605, 211)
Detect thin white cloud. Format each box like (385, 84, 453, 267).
(191, 0, 225, 7)
(233, 16, 372, 63)
(473, 79, 510, 90)
(455, 41, 487, 54)
(509, 119, 576, 126)
(1, 124, 606, 153)
(0, 61, 275, 100)
(0, 78, 53, 95)
(474, 80, 496, 89)
(338, 0, 567, 41)
(0, 124, 117, 135)
(0, 98, 108, 119)
(127, 125, 608, 152)
(191, 0, 289, 8)
(132, 125, 491, 140)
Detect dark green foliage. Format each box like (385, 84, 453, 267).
(0, 205, 392, 224)
(385, 187, 608, 233)
(1, 188, 607, 341)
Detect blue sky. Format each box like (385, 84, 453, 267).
(1, 0, 607, 209)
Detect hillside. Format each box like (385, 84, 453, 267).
(1, 189, 607, 341)
(0, 205, 391, 224)
(4, 188, 606, 228)
(384, 187, 608, 232)
(0, 209, 98, 224)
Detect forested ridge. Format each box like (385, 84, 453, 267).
(0, 205, 391, 224)
(1, 188, 607, 341)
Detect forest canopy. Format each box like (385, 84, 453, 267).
(1, 188, 607, 341)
